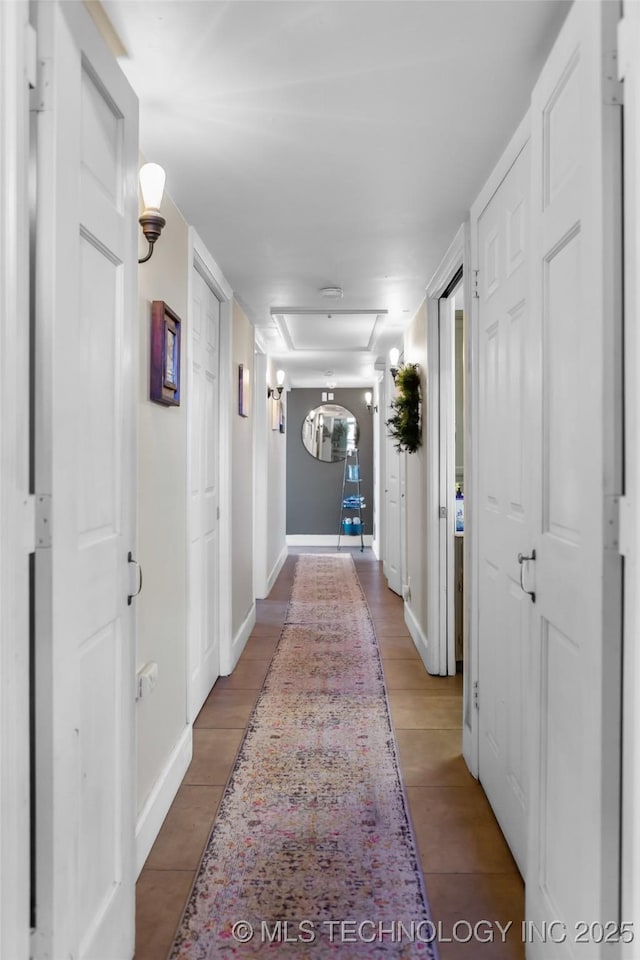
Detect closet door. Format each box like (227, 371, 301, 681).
(34, 4, 138, 957)
(188, 265, 221, 720)
(526, 2, 623, 954)
(476, 138, 532, 875)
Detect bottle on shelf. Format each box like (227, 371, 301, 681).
(455, 485, 464, 533)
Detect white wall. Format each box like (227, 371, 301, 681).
(231, 301, 256, 657)
(403, 300, 429, 651)
(135, 195, 252, 864)
(136, 187, 190, 816)
(265, 357, 287, 587)
(253, 353, 287, 599)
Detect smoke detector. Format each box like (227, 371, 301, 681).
(320, 286, 343, 299)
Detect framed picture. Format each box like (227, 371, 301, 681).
(278, 401, 285, 434)
(238, 363, 251, 417)
(150, 301, 181, 406)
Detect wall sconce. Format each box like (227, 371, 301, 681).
(138, 163, 166, 264)
(267, 369, 285, 400)
(389, 347, 400, 383)
(364, 390, 377, 414)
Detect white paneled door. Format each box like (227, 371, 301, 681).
(34, 3, 138, 959)
(526, 2, 623, 954)
(476, 140, 531, 875)
(188, 265, 221, 720)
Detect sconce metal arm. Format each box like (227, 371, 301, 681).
(138, 211, 166, 264)
(138, 240, 155, 264)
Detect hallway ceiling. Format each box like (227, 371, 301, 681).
(102, 0, 570, 387)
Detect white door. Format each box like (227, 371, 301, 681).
(526, 2, 623, 952)
(384, 370, 402, 595)
(188, 265, 221, 720)
(33, 3, 138, 958)
(476, 140, 531, 874)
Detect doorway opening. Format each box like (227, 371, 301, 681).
(437, 271, 465, 678)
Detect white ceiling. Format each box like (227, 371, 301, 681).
(102, 0, 570, 387)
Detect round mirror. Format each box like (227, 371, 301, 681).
(301, 404, 359, 462)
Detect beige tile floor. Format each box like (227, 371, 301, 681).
(135, 549, 524, 960)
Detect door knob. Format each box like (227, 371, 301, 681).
(128, 551, 143, 605)
(517, 549, 536, 603)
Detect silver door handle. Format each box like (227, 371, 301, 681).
(128, 551, 143, 605)
(517, 549, 536, 603)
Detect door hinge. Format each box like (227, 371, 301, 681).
(23, 495, 36, 554)
(35, 494, 52, 549)
(604, 49, 624, 106)
(604, 494, 621, 553)
(617, 495, 632, 558)
(473, 680, 479, 711)
(472, 269, 479, 300)
(217, 506, 220, 520)
(29, 56, 51, 113)
(439, 506, 447, 519)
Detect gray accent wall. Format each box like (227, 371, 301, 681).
(286, 388, 374, 535)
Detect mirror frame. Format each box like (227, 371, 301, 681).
(301, 403, 360, 463)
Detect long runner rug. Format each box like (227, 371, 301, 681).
(169, 554, 437, 958)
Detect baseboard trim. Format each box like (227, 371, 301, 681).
(286, 534, 373, 547)
(135, 724, 193, 877)
(225, 601, 256, 675)
(266, 544, 288, 595)
(404, 603, 430, 673)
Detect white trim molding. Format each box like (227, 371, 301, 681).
(286, 535, 374, 548)
(425, 222, 467, 681)
(0, 3, 31, 957)
(266, 544, 288, 596)
(227, 602, 257, 675)
(619, 4, 640, 950)
(404, 603, 429, 672)
(135, 725, 193, 876)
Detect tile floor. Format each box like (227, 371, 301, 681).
(135, 549, 524, 959)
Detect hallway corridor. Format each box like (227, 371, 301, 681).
(135, 550, 523, 959)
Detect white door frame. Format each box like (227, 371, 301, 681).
(0, 2, 31, 956)
(617, 7, 639, 950)
(425, 226, 469, 675)
(186, 228, 233, 684)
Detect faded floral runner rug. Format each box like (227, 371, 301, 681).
(170, 554, 437, 958)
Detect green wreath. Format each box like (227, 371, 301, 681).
(386, 363, 422, 454)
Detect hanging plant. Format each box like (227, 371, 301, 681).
(386, 363, 422, 454)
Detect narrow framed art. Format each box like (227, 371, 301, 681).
(238, 363, 251, 417)
(150, 300, 182, 406)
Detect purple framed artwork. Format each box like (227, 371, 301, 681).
(150, 301, 181, 406)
